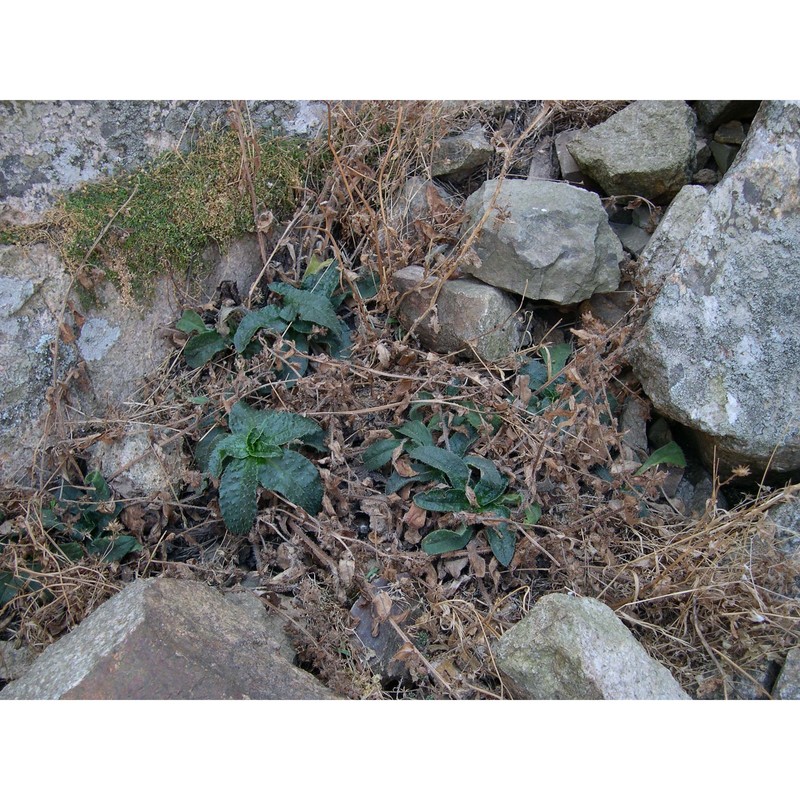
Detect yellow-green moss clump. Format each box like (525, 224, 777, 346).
(2, 128, 308, 301)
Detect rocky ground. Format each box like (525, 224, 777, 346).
(1, 100, 798, 699)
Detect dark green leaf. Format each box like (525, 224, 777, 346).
(233, 305, 285, 352)
(258, 451, 322, 515)
(269, 282, 343, 337)
(524, 503, 542, 525)
(421, 526, 475, 556)
(519, 357, 549, 389)
(208, 432, 250, 477)
(53, 541, 84, 562)
(85, 470, 111, 501)
(175, 309, 208, 334)
(252, 409, 323, 448)
(407, 446, 470, 491)
(184, 330, 229, 368)
(485, 523, 516, 567)
(218, 457, 260, 534)
(0, 571, 28, 605)
(539, 343, 572, 378)
(385, 467, 438, 495)
(362, 438, 401, 471)
(355, 271, 380, 300)
(634, 441, 686, 476)
(301, 259, 340, 298)
(464, 456, 508, 507)
(414, 488, 472, 513)
(391, 420, 434, 448)
(87, 535, 143, 562)
(194, 426, 227, 472)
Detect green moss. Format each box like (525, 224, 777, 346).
(3, 128, 310, 302)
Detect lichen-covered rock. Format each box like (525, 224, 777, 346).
(773, 647, 800, 699)
(636, 185, 709, 289)
(461, 179, 622, 304)
(0, 578, 337, 699)
(393, 265, 521, 361)
(493, 593, 690, 700)
(0, 100, 324, 225)
(567, 101, 697, 203)
(631, 101, 800, 474)
(0, 244, 76, 483)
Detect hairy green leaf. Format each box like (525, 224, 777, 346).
(250, 408, 323, 448)
(194, 426, 226, 472)
(408, 446, 470, 491)
(421, 526, 475, 556)
(258, 450, 322, 515)
(87, 535, 143, 563)
(184, 330, 229, 368)
(362, 438, 402, 471)
(176, 309, 208, 335)
(218, 456, 260, 534)
(635, 441, 686, 476)
(391, 420, 434, 448)
(524, 503, 543, 525)
(414, 488, 472, 513)
(208, 432, 251, 477)
(233, 304, 285, 352)
(464, 456, 508, 507)
(485, 523, 515, 567)
(85, 470, 111, 501)
(269, 282, 343, 337)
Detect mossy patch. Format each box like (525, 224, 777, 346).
(1, 128, 310, 302)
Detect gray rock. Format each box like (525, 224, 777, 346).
(88, 424, 189, 498)
(0, 232, 263, 487)
(0, 640, 37, 682)
(493, 593, 690, 699)
(774, 647, 800, 699)
(0, 577, 337, 699)
(767, 497, 800, 596)
(461, 179, 622, 304)
(636, 185, 709, 289)
(630, 101, 800, 474)
(610, 222, 651, 256)
(0, 244, 76, 483)
(692, 168, 720, 186)
(0, 100, 324, 225)
(393, 265, 522, 361)
(554, 130, 586, 184)
(567, 101, 697, 203)
(714, 120, 746, 146)
(709, 141, 740, 175)
(693, 101, 762, 129)
(431, 124, 494, 182)
(385, 177, 456, 242)
(527, 135, 559, 180)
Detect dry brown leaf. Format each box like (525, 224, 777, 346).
(372, 591, 393, 623)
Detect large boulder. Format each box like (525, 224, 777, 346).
(461, 178, 622, 304)
(493, 593, 690, 699)
(631, 101, 800, 474)
(0, 100, 324, 225)
(0, 244, 76, 483)
(0, 577, 337, 699)
(636, 184, 709, 290)
(567, 100, 697, 203)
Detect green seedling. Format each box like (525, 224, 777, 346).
(39, 470, 142, 563)
(199, 400, 326, 534)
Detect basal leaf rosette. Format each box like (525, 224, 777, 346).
(208, 400, 325, 534)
